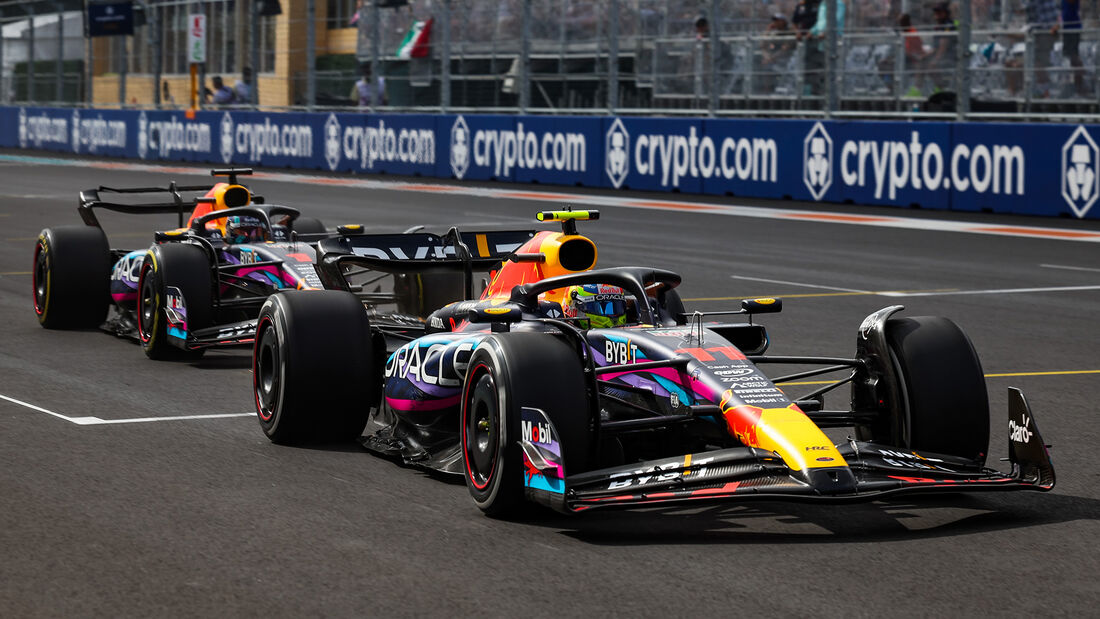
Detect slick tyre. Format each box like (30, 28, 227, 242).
(32, 226, 111, 329)
(877, 316, 990, 464)
(254, 291, 379, 445)
(137, 243, 212, 360)
(661, 288, 686, 325)
(290, 216, 326, 235)
(461, 333, 592, 518)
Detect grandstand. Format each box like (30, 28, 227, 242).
(0, 0, 1095, 118)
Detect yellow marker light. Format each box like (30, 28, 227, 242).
(536, 210, 599, 222)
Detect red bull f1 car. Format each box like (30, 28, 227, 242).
(252, 211, 1055, 516)
(32, 168, 331, 359)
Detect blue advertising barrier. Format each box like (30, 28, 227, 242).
(3, 106, 1098, 220)
(601, 116, 704, 194)
(951, 122, 1100, 219)
(830, 121, 954, 210)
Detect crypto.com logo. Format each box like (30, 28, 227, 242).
(1061, 125, 1099, 218)
(220, 112, 234, 163)
(137, 112, 149, 160)
(17, 107, 26, 149)
(450, 116, 470, 179)
(71, 109, 81, 153)
(324, 114, 342, 171)
(803, 121, 832, 201)
(605, 118, 629, 189)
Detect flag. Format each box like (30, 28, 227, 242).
(395, 18, 433, 59)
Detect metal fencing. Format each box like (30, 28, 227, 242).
(1, 0, 1097, 119)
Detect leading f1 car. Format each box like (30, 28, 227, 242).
(252, 211, 1055, 517)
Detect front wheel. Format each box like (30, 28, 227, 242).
(290, 216, 326, 235)
(461, 333, 592, 518)
(254, 291, 379, 444)
(137, 243, 212, 360)
(860, 316, 990, 464)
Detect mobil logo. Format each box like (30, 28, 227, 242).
(1062, 126, 1099, 218)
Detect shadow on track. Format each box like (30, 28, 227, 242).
(524, 492, 1100, 545)
(189, 352, 253, 370)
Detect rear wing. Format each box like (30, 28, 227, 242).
(77, 168, 256, 229)
(319, 227, 536, 301)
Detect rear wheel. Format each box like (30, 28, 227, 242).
(863, 316, 989, 464)
(461, 333, 592, 517)
(254, 290, 378, 444)
(32, 226, 111, 329)
(137, 243, 212, 360)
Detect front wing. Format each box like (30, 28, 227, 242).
(522, 388, 1055, 513)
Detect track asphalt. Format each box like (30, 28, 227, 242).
(1, 155, 1097, 616)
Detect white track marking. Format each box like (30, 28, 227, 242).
(0, 393, 252, 425)
(730, 275, 870, 293)
(879, 284, 1100, 297)
(5, 154, 1100, 243)
(1041, 263, 1100, 273)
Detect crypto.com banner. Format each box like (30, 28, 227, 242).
(1, 107, 1096, 219)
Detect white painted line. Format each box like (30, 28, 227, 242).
(879, 284, 1100, 297)
(730, 275, 870, 293)
(6, 154, 1100, 244)
(1041, 263, 1100, 273)
(0, 393, 252, 426)
(0, 393, 75, 422)
(74, 413, 254, 425)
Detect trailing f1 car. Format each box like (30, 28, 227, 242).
(32, 168, 331, 359)
(252, 211, 1055, 517)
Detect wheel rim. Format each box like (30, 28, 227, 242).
(254, 318, 280, 423)
(32, 242, 48, 316)
(463, 368, 498, 490)
(137, 263, 157, 343)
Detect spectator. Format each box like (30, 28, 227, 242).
(233, 67, 252, 104)
(694, 14, 709, 40)
(802, 0, 845, 96)
(791, 0, 820, 95)
(692, 15, 711, 103)
(1025, 0, 1060, 97)
(925, 3, 957, 93)
(896, 13, 928, 95)
(759, 14, 795, 94)
(161, 80, 175, 106)
(1055, 0, 1084, 97)
(790, 0, 820, 36)
(210, 76, 235, 105)
(350, 63, 387, 108)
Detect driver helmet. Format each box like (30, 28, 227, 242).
(225, 215, 266, 244)
(563, 283, 633, 328)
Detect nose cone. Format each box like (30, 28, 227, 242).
(805, 467, 858, 494)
